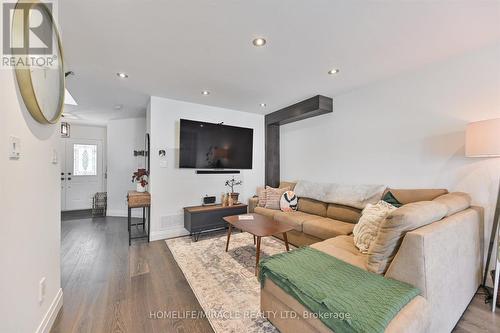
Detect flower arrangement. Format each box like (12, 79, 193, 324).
(132, 168, 149, 187)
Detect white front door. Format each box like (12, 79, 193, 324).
(60, 139, 104, 211)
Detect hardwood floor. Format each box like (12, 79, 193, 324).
(52, 216, 213, 333)
(52, 215, 499, 333)
(454, 290, 500, 333)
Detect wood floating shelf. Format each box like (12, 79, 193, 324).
(265, 95, 333, 187)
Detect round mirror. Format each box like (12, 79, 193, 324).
(12, 0, 65, 124)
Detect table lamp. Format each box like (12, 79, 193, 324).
(465, 118, 500, 291)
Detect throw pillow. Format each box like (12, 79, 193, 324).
(382, 191, 402, 208)
(265, 186, 290, 210)
(353, 200, 397, 253)
(280, 191, 298, 212)
(256, 186, 267, 207)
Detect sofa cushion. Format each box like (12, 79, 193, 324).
(386, 188, 448, 205)
(279, 181, 297, 191)
(367, 201, 448, 274)
(298, 198, 328, 217)
(432, 192, 471, 217)
(274, 211, 318, 232)
(254, 207, 280, 219)
(303, 218, 355, 240)
(326, 203, 361, 223)
(311, 235, 368, 270)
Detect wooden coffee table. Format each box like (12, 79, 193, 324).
(223, 213, 293, 275)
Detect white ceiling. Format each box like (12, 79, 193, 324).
(59, 0, 500, 123)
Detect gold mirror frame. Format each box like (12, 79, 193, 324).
(13, 0, 65, 124)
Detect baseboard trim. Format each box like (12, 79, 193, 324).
(107, 209, 143, 218)
(36, 288, 63, 333)
(151, 227, 190, 241)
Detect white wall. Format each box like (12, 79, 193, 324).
(0, 72, 62, 331)
(107, 118, 147, 217)
(66, 123, 107, 141)
(281, 44, 500, 275)
(148, 97, 265, 240)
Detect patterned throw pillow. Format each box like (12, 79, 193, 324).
(280, 191, 298, 212)
(265, 186, 290, 210)
(353, 200, 397, 253)
(256, 187, 267, 207)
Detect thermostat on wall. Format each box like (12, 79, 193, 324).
(159, 149, 167, 168)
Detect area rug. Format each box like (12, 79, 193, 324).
(166, 232, 293, 333)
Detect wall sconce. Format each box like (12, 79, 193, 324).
(61, 122, 70, 138)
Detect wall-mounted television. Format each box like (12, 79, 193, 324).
(179, 119, 253, 169)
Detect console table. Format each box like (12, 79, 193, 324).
(184, 203, 248, 241)
(127, 191, 151, 245)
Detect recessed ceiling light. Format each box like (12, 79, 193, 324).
(252, 37, 267, 47)
(201, 90, 210, 95)
(328, 69, 340, 75)
(260, 103, 267, 107)
(117, 72, 128, 78)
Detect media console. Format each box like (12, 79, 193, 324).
(183, 203, 248, 241)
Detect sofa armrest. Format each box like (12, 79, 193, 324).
(385, 207, 483, 333)
(248, 197, 259, 213)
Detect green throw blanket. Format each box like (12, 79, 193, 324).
(259, 247, 420, 333)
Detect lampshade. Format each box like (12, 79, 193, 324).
(465, 118, 500, 157)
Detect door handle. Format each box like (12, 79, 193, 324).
(67, 177, 72, 180)
(61, 177, 65, 181)
(61, 172, 64, 175)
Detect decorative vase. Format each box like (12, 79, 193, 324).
(230, 192, 239, 204)
(136, 182, 146, 193)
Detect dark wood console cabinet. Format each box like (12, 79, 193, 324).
(184, 203, 248, 241)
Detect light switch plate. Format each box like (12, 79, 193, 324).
(9, 136, 21, 160)
(39, 277, 46, 304)
(52, 149, 58, 164)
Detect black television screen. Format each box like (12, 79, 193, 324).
(179, 119, 253, 169)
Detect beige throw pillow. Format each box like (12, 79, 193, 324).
(256, 187, 267, 207)
(353, 200, 397, 253)
(265, 186, 290, 210)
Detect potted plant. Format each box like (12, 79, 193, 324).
(132, 168, 149, 193)
(225, 177, 242, 203)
